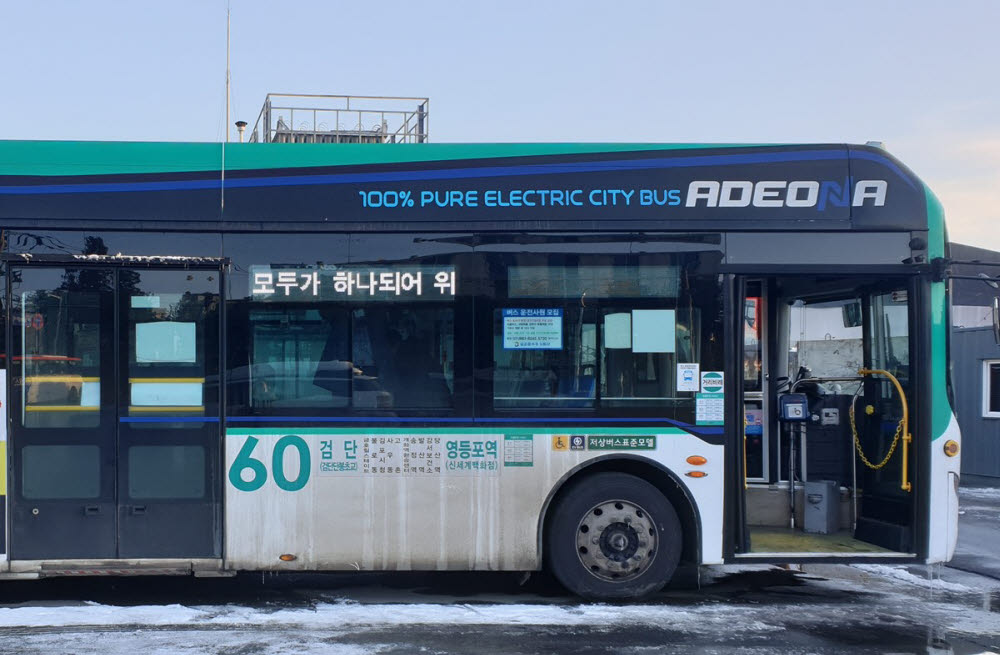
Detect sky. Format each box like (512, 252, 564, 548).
(0, 1, 997, 249)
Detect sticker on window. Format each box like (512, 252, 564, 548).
(502, 309, 563, 350)
(677, 363, 700, 392)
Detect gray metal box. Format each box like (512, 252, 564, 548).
(804, 480, 840, 534)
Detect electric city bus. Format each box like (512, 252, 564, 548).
(0, 141, 961, 599)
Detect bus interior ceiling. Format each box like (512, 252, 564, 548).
(741, 274, 915, 555)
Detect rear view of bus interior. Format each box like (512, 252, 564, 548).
(737, 275, 917, 558)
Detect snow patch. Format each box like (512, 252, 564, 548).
(0, 600, 779, 632)
(851, 564, 972, 592)
(959, 487, 1000, 501)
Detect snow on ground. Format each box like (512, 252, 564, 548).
(851, 564, 974, 592)
(959, 487, 1000, 501)
(0, 569, 999, 655)
(0, 599, 775, 634)
(2, 630, 381, 655)
(0, 565, 997, 637)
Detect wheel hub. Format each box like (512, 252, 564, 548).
(575, 500, 657, 582)
(600, 522, 638, 562)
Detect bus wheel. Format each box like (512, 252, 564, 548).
(546, 472, 682, 600)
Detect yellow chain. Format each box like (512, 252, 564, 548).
(849, 395, 904, 470)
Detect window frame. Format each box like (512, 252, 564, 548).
(983, 359, 1000, 419)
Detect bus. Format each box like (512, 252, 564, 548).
(0, 141, 961, 599)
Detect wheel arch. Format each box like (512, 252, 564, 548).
(536, 455, 702, 569)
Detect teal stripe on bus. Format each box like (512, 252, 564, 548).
(0, 141, 767, 178)
(924, 184, 951, 440)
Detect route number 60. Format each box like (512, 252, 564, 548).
(228, 435, 311, 492)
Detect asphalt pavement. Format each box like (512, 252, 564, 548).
(950, 487, 1000, 581)
(0, 562, 997, 654)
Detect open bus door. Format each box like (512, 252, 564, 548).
(732, 275, 916, 558)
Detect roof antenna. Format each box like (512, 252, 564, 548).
(221, 2, 231, 213)
(226, 2, 231, 143)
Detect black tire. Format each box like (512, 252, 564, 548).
(545, 472, 682, 601)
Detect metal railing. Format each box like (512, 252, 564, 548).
(248, 94, 429, 144)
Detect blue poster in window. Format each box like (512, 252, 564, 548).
(502, 309, 563, 350)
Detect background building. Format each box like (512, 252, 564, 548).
(950, 243, 1000, 483)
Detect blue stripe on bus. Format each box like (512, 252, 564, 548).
(120, 416, 220, 423)
(0, 149, 916, 194)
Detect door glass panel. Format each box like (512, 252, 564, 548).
(124, 273, 218, 421)
(862, 289, 911, 495)
(118, 268, 221, 558)
(128, 445, 206, 499)
(870, 291, 910, 381)
(743, 286, 765, 480)
(743, 296, 763, 392)
(22, 445, 101, 499)
(17, 284, 105, 428)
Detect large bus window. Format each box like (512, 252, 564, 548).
(246, 305, 455, 412)
(248, 307, 350, 409)
(601, 307, 697, 407)
(492, 259, 723, 419)
(352, 307, 454, 410)
(494, 305, 597, 409)
(236, 263, 457, 414)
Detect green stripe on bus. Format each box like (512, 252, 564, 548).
(925, 184, 950, 440)
(0, 141, 764, 177)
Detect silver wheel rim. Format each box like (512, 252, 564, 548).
(575, 499, 657, 583)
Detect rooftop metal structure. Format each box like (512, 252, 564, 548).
(248, 94, 429, 144)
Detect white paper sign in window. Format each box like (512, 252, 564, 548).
(632, 309, 675, 353)
(604, 313, 632, 349)
(136, 322, 197, 363)
(131, 381, 203, 407)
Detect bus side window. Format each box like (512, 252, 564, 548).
(493, 305, 597, 409)
(352, 307, 454, 410)
(243, 303, 455, 413)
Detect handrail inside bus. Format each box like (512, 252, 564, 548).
(787, 373, 911, 493)
(858, 368, 912, 493)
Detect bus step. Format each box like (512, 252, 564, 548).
(37, 567, 194, 578)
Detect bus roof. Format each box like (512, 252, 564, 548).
(0, 141, 933, 235)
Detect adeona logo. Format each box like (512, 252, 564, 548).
(701, 371, 724, 393)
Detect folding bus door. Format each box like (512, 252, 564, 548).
(8, 266, 117, 559)
(8, 264, 222, 560)
(117, 268, 221, 558)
